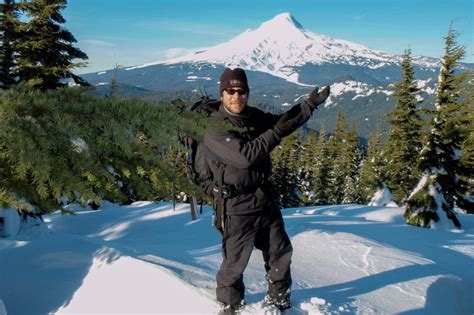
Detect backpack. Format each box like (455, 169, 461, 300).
(184, 88, 233, 232)
(186, 87, 221, 197)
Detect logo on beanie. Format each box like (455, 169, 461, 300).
(229, 79, 245, 87)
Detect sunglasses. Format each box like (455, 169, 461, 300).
(225, 88, 247, 96)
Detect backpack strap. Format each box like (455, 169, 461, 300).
(212, 162, 226, 234)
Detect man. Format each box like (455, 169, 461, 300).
(202, 67, 330, 314)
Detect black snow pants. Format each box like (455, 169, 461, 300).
(216, 205, 293, 306)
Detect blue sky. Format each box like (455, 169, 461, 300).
(64, 0, 473, 73)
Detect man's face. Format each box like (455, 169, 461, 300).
(221, 87, 248, 114)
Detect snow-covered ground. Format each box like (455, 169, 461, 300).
(1, 201, 473, 314)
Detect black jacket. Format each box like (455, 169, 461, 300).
(202, 100, 314, 214)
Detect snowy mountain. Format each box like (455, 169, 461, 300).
(81, 12, 449, 94)
(129, 13, 439, 85)
(80, 13, 470, 138)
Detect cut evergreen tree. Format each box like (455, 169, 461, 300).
(15, 0, 88, 89)
(0, 0, 21, 89)
(405, 28, 473, 228)
(385, 49, 423, 203)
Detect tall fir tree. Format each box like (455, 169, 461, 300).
(327, 113, 361, 204)
(16, 0, 88, 89)
(405, 28, 473, 228)
(271, 131, 301, 207)
(358, 131, 389, 204)
(327, 112, 346, 204)
(298, 130, 332, 205)
(385, 49, 423, 203)
(0, 0, 21, 89)
(458, 73, 474, 214)
(341, 123, 362, 204)
(311, 128, 332, 205)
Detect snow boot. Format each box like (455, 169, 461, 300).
(264, 294, 292, 311)
(217, 300, 245, 315)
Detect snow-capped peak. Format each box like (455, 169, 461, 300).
(131, 13, 439, 84)
(258, 12, 305, 32)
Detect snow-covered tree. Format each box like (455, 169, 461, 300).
(298, 129, 332, 205)
(368, 184, 398, 207)
(341, 124, 362, 204)
(327, 113, 362, 204)
(298, 131, 318, 205)
(385, 49, 423, 203)
(405, 28, 473, 228)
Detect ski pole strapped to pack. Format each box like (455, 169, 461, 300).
(191, 86, 221, 114)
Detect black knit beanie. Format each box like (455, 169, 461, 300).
(219, 67, 249, 95)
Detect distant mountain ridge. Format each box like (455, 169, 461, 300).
(80, 13, 472, 138)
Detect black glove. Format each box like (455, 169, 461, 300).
(307, 86, 330, 110)
(273, 112, 300, 138)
